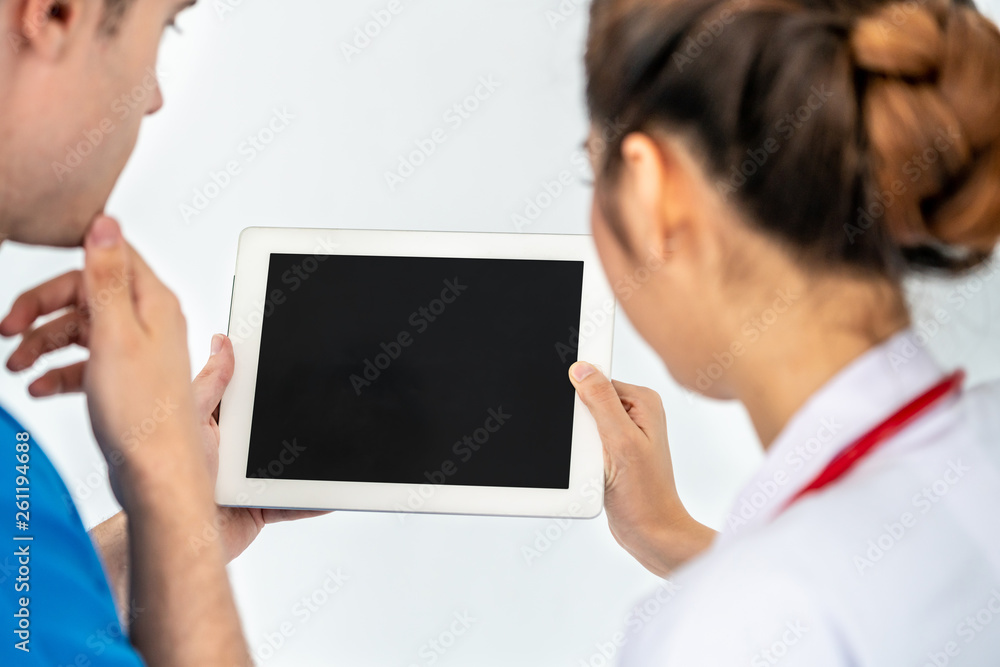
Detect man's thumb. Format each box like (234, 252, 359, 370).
(83, 215, 134, 334)
(569, 361, 632, 440)
(194, 334, 235, 418)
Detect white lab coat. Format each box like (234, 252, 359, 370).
(619, 329, 1000, 666)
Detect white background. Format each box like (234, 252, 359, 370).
(1, 1, 999, 665)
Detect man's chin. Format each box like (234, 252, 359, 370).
(5, 211, 105, 249)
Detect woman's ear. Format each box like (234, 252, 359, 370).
(619, 132, 704, 264)
(618, 132, 668, 259)
(13, 0, 85, 60)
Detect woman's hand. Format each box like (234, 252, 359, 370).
(569, 361, 716, 577)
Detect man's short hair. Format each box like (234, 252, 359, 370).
(100, 0, 136, 34)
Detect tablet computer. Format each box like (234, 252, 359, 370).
(216, 227, 614, 519)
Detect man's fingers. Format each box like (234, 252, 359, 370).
(193, 335, 235, 421)
(7, 311, 88, 372)
(568, 361, 637, 442)
(83, 216, 137, 342)
(0, 270, 82, 337)
(28, 362, 86, 397)
(260, 509, 333, 525)
(123, 243, 179, 329)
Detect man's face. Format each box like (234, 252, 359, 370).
(0, 0, 195, 247)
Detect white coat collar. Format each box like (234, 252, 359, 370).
(715, 328, 949, 547)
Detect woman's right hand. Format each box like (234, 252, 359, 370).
(569, 361, 716, 577)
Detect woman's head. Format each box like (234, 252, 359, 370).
(584, 0, 1000, 397)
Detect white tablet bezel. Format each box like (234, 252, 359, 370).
(216, 227, 614, 519)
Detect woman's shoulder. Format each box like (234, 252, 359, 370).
(617, 544, 849, 666)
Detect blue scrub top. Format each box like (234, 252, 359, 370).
(0, 403, 144, 666)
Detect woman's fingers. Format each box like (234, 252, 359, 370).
(6, 310, 88, 372)
(611, 379, 666, 437)
(28, 361, 86, 397)
(568, 361, 639, 443)
(0, 270, 83, 337)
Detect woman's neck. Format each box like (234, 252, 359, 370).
(727, 274, 910, 449)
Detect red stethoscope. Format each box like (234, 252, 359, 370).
(782, 369, 966, 511)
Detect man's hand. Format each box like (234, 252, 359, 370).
(1, 267, 90, 396)
(25, 214, 250, 665)
(193, 334, 329, 562)
(1, 246, 329, 561)
(569, 361, 716, 577)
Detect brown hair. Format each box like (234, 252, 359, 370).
(586, 0, 1000, 276)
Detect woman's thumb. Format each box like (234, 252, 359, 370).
(569, 361, 633, 441)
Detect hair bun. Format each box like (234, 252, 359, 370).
(852, 0, 1000, 263)
(849, 2, 945, 79)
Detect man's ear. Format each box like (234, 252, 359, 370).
(15, 0, 86, 60)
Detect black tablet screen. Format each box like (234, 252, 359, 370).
(245, 253, 584, 489)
